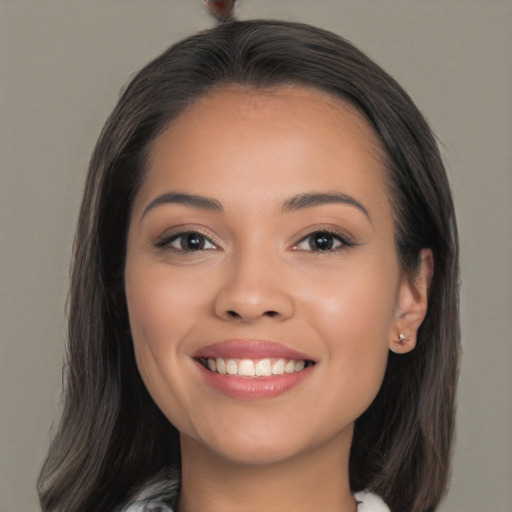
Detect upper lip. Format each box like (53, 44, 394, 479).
(193, 339, 315, 361)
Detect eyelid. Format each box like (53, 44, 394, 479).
(154, 228, 219, 251)
(292, 228, 355, 252)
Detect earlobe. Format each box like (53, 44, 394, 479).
(389, 249, 433, 354)
(389, 332, 415, 354)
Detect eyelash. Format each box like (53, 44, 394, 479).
(155, 229, 354, 254)
(155, 230, 217, 252)
(294, 230, 354, 253)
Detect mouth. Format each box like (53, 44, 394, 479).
(193, 340, 316, 399)
(197, 357, 316, 377)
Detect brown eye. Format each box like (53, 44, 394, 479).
(180, 233, 207, 251)
(310, 232, 336, 251)
(158, 231, 217, 252)
(295, 231, 353, 252)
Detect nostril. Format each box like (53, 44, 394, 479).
(224, 310, 279, 319)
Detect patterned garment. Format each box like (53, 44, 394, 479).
(119, 471, 390, 512)
(118, 471, 178, 512)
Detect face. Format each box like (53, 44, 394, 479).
(125, 85, 417, 466)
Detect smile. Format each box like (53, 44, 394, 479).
(198, 357, 315, 377)
(193, 340, 316, 399)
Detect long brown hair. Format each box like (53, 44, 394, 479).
(38, 20, 460, 512)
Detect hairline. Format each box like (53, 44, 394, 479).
(134, 82, 394, 239)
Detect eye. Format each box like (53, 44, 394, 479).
(295, 230, 352, 252)
(157, 231, 217, 252)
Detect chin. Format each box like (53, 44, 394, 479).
(182, 414, 353, 468)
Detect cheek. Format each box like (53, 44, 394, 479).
(300, 260, 398, 406)
(125, 261, 203, 346)
(125, 270, 171, 384)
(125, 263, 201, 433)
(304, 261, 398, 336)
(125, 262, 181, 384)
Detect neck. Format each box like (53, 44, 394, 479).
(177, 432, 357, 512)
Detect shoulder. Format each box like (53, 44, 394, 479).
(355, 490, 391, 512)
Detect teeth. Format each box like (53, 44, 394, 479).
(204, 357, 311, 377)
(272, 358, 285, 375)
(207, 358, 217, 372)
(238, 359, 255, 376)
(295, 360, 305, 371)
(284, 360, 296, 373)
(255, 359, 272, 376)
(226, 359, 238, 375)
(216, 357, 226, 375)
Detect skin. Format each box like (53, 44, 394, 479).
(125, 85, 431, 512)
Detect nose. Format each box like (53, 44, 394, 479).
(213, 250, 295, 323)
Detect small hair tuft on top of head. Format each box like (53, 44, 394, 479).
(204, 0, 238, 22)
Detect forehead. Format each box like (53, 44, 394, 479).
(137, 85, 390, 217)
(150, 84, 384, 165)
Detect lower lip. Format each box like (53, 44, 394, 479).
(197, 362, 314, 400)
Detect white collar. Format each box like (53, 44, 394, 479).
(354, 489, 391, 512)
(121, 474, 390, 512)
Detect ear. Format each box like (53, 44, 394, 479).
(389, 249, 433, 354)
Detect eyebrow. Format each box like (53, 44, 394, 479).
(142, 192, 224, 218)
(141, 190, 370, 222)
(282, 192, 371, 220)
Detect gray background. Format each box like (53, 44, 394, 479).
(1, 1, 511, 511)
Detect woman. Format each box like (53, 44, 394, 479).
(38, 19, 460, 512)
